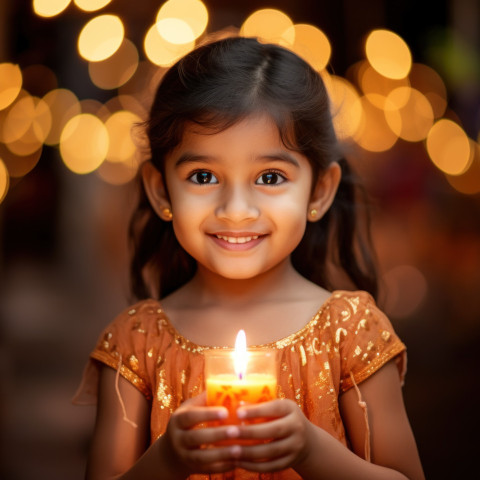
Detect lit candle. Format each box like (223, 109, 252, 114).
(204, 330, 277, 427)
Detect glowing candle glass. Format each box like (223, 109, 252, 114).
(204, 330, 277, 427)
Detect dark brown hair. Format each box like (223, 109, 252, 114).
(129, 36, 378, 300)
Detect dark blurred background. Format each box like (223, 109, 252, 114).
(0, 0, 479, 479)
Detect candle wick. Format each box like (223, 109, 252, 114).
(238, 373, 243, 380)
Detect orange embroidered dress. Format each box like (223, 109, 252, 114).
(75, 290, 406, 480)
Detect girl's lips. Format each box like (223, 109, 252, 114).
(209, 233, 266, 251)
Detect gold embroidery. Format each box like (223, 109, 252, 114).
(157, 370, 173, 411)
(381, 330, 391, 342)
(335, 328, 347, 344)
(129, 355, 139, 372)
(299, 344, 307, 366)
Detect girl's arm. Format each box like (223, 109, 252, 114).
(231, 360, 425, 480)
(86, 366, 241, 480)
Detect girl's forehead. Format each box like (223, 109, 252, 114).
(177, 113, 293, 150)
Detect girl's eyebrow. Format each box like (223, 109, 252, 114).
(174, 151, 300, 168)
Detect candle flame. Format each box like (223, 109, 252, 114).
(234, 329, 247, 380)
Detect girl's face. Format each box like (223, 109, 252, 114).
(161, 114, 318, 280)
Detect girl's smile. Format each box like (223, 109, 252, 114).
(209, 232, 265, 251)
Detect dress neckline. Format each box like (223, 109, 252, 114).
(154, 291, 340, 352)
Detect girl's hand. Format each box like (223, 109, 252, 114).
(160, 392, 243, 476)
(229, 399, 314, 473)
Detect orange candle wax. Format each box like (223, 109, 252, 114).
(206, 372, 277, 424)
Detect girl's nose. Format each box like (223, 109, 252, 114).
(215, 184, 260, 222)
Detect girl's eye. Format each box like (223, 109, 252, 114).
(189, 171, 218, 184)
(256, 171, 286, 185)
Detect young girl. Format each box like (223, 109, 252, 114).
(74, 36, 425, 480)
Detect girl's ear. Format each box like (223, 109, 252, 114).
(308, 162, 342, 222)
(142, 161, 173, 221)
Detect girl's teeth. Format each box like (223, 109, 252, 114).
(216, 235, 259, 243)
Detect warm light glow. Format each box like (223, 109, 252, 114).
(79, 98, 109, 119)
(60, 113, 108, 174)
(0, 63, 22, 110)
(445, 141, 480, 194)
(0, 158, 9, 203)
(281, 24, 331, 71)
(324, 74, 363, 140)
(426, 119, 471, 175)
(365, 29, 412, 79)
(358, 63, 410, 108)
(88, 38, 139, 90)
(105, 110, 142, 163)
(2, 95, 52, 148)
(240, 9, 294, 44)
(0, 145, 42, 178)
(96, 158, 139, 185)
(144, 24, 194, 66)
(78, 15, 124, 62)
(43, 88, 80, 145)
(353, 95, 399, 151)
(74, 0, 112, 12)
(384, 87, 434, 142)
(156, 18, 196, 45)
(33, 0, 71, 17)
(408, 63, 447, 118)
(156, 0, 209, 41)
(234, 330, 247, 380)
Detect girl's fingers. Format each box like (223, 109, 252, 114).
(181, 425, 241, 448)
(173, 406, 228, 430)
(235, 436, 292, 462)
(237, 399, 293, 420)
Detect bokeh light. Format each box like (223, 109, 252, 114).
(382, 265, 428, 318)
(445, 141, 480, 194)
(281, 24, 331, 71)
(426, 119, 471, 175)
(156, 0, 209, 41)
(0, 63, 22, 110)
(384, 87, 434, 142)
(0, 157, 9, 204)
(104, 110, 142, 163)
(33, 0, 71, 17)
(73, 0, 112, 12)
(0, 143, 42, 178)
(78, 15, 125, 62)
(156, 18, 195, 45)
(2, 94, 52, 150)
(240, 9, 294, 44)
(60, 113, 108, 174)
(144, 24, 194, 67)
(353, 95, 399, 151)
(88, 38, 139, 90)
(408, 63, 447, 119)
(365, 29, 412, 79)
(96, 158, 139, 185)
(357, 62, 410, 108)
(324, 74, 363, 140)
(43, 88, 81, 145)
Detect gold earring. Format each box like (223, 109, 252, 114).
(162, 207, 173, 221)
(310, 208, 318, 218)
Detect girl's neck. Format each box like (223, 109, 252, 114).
(182, 258, 308, 308)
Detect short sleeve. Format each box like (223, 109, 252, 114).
(72, 300, 162, 405)
(335, 291, 407, 393)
